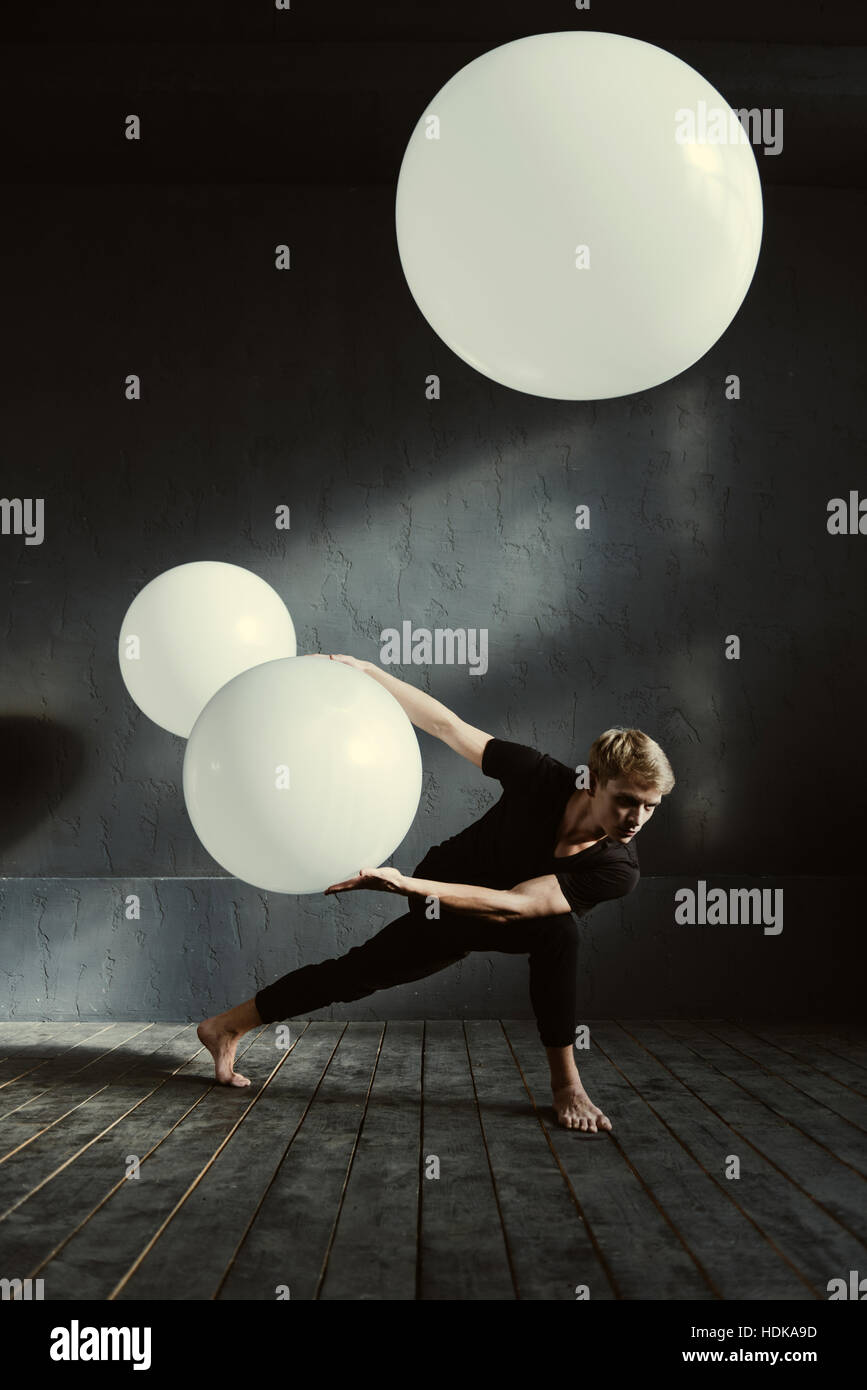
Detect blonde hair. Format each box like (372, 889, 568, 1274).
(588, 727, 675, 795)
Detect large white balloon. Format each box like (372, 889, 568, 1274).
(182, 655, 422, 894)
(395, 30, 763, 400)
(118, 562, 297, 738)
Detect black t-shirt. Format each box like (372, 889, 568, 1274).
(413, 737, 639, 918)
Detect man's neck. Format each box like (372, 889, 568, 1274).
(560, 789, 606, 846)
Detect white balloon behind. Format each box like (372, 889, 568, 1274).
(118, 561, 297, 738)
(182, 655, 423, 894)
(395, 30, 763, 400)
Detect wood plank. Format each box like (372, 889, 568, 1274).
(0, 1058, 54, 1087)
(594, 1023, 828, 1298)
(778, 1026, 867, 1078)
(464, 1020, 610, 1300)
(505, 1020, 715, 1299)
(660, 1021, 867, 1175)
(113, 1023, 350, 1301)
(24, 1027, 279, 1299)
(317, 1021, 421, 1301)
(1, 1026, 278, 1286)
(0, 1022, 171, 1128)
(823, 1026, 867, 1051)
(0, 1025, 227, 1211)
(0, 1022, 116, 1056)
(0, 1022, 106, 1040)
(788, 1022, 867, 1055)
(733, 1022, 867, 1094)
(414, 1021, 513, 1301)
(700, 1022, 867, 1129)
(618, 1022, 866, 1275)
(3, 1016, 863, 1305)
(14, 1025, 187, 1084)
(217, 1022, 383, 1301)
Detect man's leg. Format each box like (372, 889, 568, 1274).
(527, 916, 613, 1133)
(198, 907, 468, 1086)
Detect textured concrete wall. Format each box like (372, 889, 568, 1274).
(1, 177, 865, 1020)
(2, 877, 863, 1023)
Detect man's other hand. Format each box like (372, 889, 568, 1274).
(324, 866, 407, 895)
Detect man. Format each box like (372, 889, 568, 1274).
(198, 653, 675, 1132)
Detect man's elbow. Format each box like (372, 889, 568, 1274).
(428, 714, 454, 743)
(493, 892, 524, 923)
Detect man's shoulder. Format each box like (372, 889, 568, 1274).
(482, 737, 574, 787)
(582, 837, 641, 884)
(602, 838, 641, 882)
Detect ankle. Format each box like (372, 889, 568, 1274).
(214, 1011, 244, 1038)
(545, 1043, 582, 1090)
(221, 997, 263, 1037)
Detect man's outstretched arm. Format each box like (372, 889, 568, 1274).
(402, 872, 572, 921)
(325, 866, 573, 923)
(320, 654, 493, 768)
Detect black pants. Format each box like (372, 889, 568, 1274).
(254, 901, 580, 1048)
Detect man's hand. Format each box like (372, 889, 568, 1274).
(314, 652, 371, 673)
(324, 866, 407, 896)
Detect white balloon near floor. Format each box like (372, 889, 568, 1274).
(118, 561, 297, 738)
(396, 30, 764, 400)
(182, 655, 423, 894)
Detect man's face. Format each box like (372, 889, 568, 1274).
(593, 776, 661, 841)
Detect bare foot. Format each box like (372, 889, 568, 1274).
(197, 1017, 252, 1087)
(552, 1083, 612, 1133)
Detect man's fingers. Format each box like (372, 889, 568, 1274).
(324, 876, 361, 893)
(325, 870, 377, 893)
(325, 868, 399, 897)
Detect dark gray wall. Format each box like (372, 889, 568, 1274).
(2, 23, 865, 1020)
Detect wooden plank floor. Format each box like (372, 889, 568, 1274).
(0, 1019, 864, 1301)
